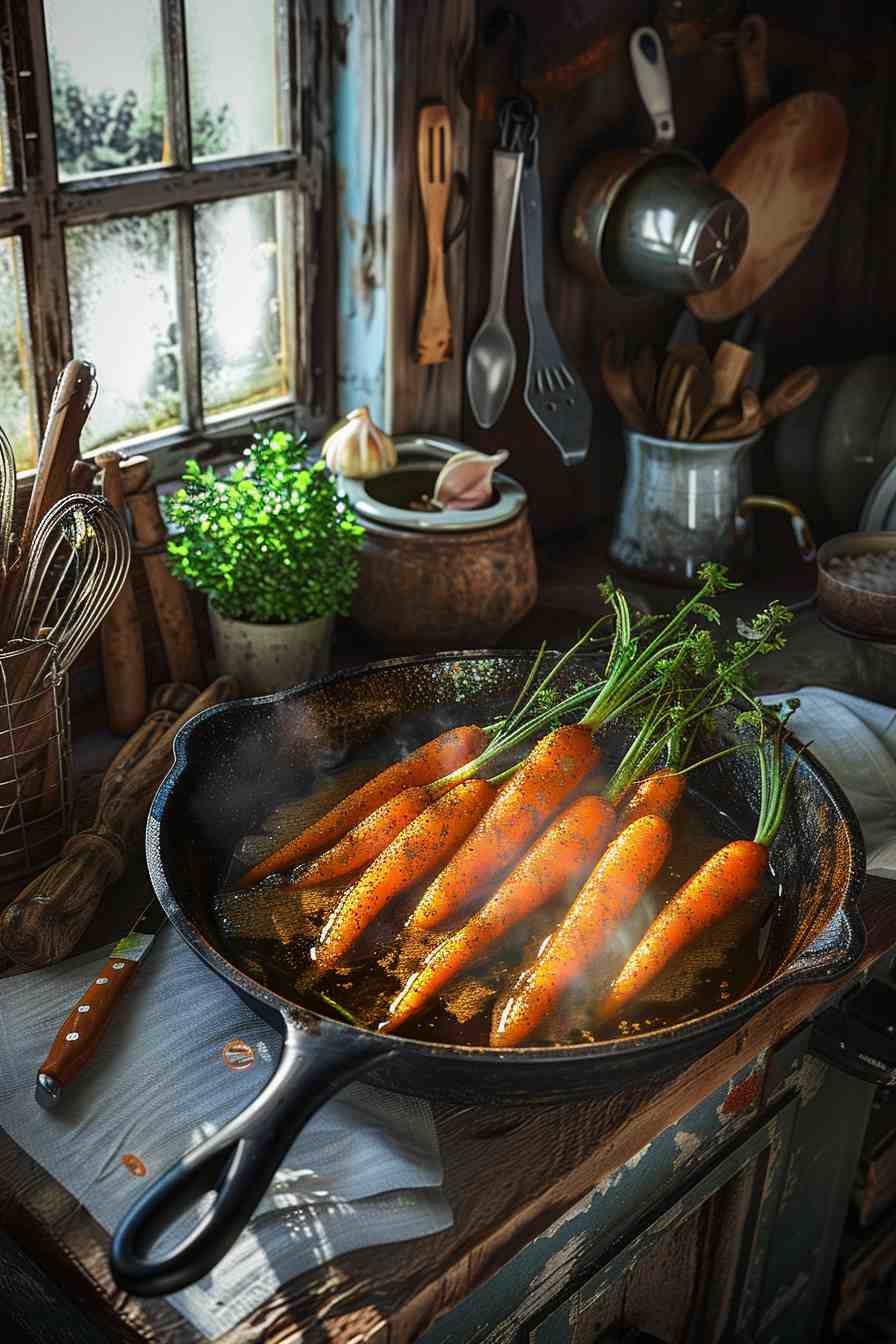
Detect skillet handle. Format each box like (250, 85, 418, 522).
(110, 1020, 392, 1296)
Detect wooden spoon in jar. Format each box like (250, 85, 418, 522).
(691, 341, 754, 436)
(697, 387, 762, 441)
(759, 366, 820, 428)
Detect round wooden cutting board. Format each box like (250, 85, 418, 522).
(688, 91, 848, 323)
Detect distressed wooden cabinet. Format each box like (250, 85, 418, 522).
(420, 946, 896, 1344)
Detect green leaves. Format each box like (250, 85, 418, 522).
(165, 428, 363, 625)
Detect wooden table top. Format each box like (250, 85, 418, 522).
(1, 534, 894, 1343)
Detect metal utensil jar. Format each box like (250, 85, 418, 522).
(610, 427, 815, 584)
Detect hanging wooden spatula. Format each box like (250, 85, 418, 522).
(415, 104, 454, 365)
(691, 341, 754, 436)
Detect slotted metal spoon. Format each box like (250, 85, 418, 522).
(519, 115, 592, 464)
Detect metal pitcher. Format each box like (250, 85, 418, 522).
(609, 427, 815, 585)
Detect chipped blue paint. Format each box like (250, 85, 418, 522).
(331, 0, 391, 421)
(422, 1057, 766, 1344)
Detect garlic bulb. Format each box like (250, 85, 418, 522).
(322, 406, 397, 479)
(433, 450, 508, 510)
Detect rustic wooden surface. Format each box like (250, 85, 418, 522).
(1, 874, 894, 1344)
(0, 515, 890, 1341)
(388, 0, 475, 434)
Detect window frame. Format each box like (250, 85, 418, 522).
(0, 0, 334, 481)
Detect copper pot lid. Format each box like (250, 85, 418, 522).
(339, 435, 527, 532)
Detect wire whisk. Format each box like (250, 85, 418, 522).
(6, 494, 130, 683)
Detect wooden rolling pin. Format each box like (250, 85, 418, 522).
(96, 450, 147, 735)
(0, 677, 239, 967)
(121, 454, 204, 688)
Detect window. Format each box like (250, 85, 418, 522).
(0, 1, 328, 473)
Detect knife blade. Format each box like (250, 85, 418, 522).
(34, 899, 166, 1109)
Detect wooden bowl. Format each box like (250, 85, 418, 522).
(816, 532, 896, 641)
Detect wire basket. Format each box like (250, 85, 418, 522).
(0, 637, 72, 883)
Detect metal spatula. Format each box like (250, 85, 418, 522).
(518, 116, 592, 465)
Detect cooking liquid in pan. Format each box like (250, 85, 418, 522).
(209, 735, 781, 1047)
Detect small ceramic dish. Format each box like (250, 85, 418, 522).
(816, 531, 896, 641)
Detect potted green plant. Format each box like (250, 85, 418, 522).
(166, 428, 362, 696)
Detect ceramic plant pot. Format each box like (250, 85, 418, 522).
(208, 605, 333, 697)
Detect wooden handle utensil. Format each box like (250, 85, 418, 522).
(21, 361, 95, 556)
(415, 103, 454, 365)
(691, 341, 754, 437)
(123, 463, 204, 688)
(698, 387, 762, 441)
(0, 677, 238, 967)
(35, 897, 166, 1107)
(96, 450, 147, 736)
(760, 366, 820, 427)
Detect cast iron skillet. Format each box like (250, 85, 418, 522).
(110, 652, 866, 1296)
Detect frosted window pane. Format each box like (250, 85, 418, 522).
(196, 193, 290, 415)
(185, 0, 284, 160)
(44, 0, 169, 180)
(0, 239, 38, 469)
(66, 214, 182, 449)
(0, 88, 11, 189)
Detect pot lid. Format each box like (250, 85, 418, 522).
(860, 456, 896, 533)
(339, 435, 527, 532)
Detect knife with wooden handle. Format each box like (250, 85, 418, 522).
(35, 899, 166, 1108)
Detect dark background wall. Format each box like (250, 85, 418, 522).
(457, 1, 896, 539)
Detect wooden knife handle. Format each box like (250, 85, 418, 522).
(414, 103, 453, 365)
(35, 951, 142, 1105)
(96, 450, 147, 735)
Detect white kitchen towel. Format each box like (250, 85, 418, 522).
(0, 923, 452, 1338)
(761, 687, 896, 875)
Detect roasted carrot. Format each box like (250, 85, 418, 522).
(282, 787, 432, 889)
(382, 795, 616, 1033)
(408, 724, 601, 932)
(315, 778, 496, 971)
(596, 841, 767, 1024)
(597, 709, 800, 1025)
(240, 725, 488, 886)
(490, 814, 672, 1047)
(615, 768, 686, 828)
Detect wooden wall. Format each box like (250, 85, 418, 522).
(380, 1, 896, 539)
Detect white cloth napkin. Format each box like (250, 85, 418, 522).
(760, 688, 896, 877)
(0, 923, 452, 1338)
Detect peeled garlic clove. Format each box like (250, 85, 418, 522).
(322, 406, 397, 479)
(433, 450, 508, 510)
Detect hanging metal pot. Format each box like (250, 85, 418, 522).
(561, 27, 749, 296)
